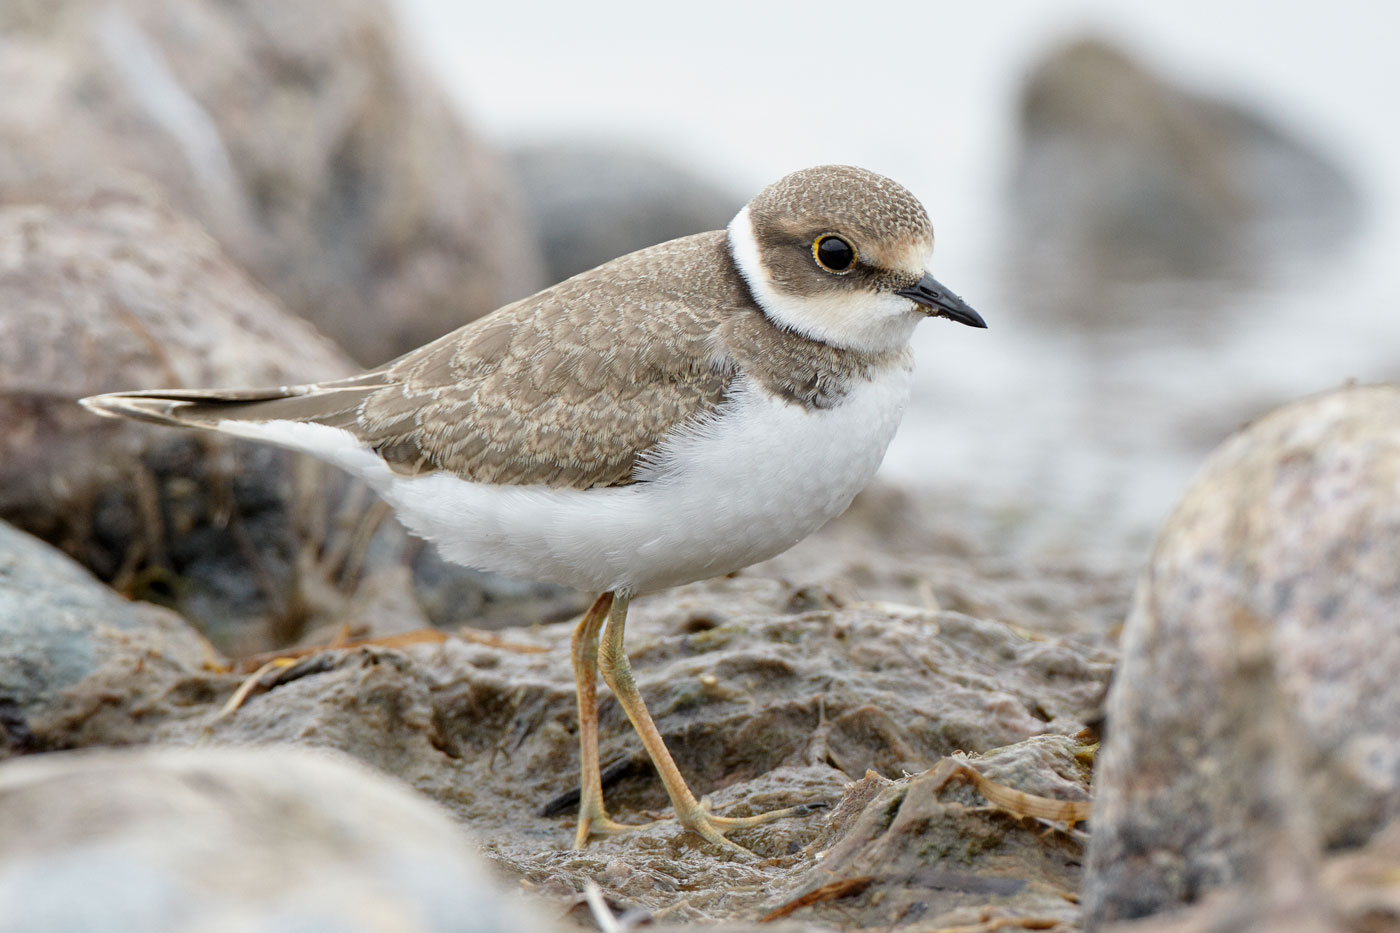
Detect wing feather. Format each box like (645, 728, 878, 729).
(83, 232, 749, 489)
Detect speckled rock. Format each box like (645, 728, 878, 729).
(0, 520, 212, 758)
(508, 142, 740, 285)
(0, 746, 558, 933)
(1009, 37, 1360, 330)
(1085, 384, 1400, 926)
(0, 189, 355, 460)
(143, 574, 1113, 925)
(0, 0, 541, 364)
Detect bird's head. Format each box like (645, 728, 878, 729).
(728, 164, 985, 353)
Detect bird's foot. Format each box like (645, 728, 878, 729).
(573, 804, 662, 849)
(673, 797, 816, 858)
(574, 796, 815, 856)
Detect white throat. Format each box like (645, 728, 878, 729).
(727, 204, 924, 355)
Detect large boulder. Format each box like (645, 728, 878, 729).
(1085, 384, 1400, 926)
(0, 746, 557, 933)
(0, 190, 371, 652)
(0, 0, 541, 365)
(1009, 37, 1361, 329)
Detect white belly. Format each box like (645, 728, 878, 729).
(220, 365, 913, 595)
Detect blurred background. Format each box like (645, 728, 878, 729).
(397, 0, 1400, 559)
(2, 0, 1397, 650)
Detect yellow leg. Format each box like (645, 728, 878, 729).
(571, 592, 658, 846)
(597, 592, 806, 856)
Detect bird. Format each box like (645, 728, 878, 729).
(81, 164, 986, 856)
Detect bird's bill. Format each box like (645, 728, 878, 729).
(896, 274, 986, 328)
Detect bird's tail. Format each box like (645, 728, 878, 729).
(80, 375, 386, 433)
(80, 379, 406, 486)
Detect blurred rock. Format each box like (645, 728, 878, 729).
(0, 189, 355, 399)
(1313, 819, 1400, 932)
(410, 545, 588, 632)
(0, 189, 365, 651)
(0, 520, 212, 758)
(756, 482, 1134, 640)
(0, 0, 541, 365)
(508, 142, 740, 284)
(1101, 821, 1400, 933)
(1084, 384, 1400, 926)
(1009, 37, 1361, 330)
(0, 745, 557, 933)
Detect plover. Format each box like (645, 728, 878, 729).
(82, 164, 986, 856)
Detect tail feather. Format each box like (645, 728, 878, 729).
(79, 382, 377, 432)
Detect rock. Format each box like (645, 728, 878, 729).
(1100, 819, 1400, 933)
(0, 520, 212, 758)
(0, 188, 354, 404)
(1084, 384, 1400, 926)
(0, 189, 366, 652)
(1009, 37, 1361, 327)
(0, 0, 541, 365)
(0, 745, 557, 933)
(762, 735, 1091, 930)
(508, 142, 740, 284)
(148, 573, 1113, 924)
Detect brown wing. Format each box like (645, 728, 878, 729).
(82, 232, 751, 489)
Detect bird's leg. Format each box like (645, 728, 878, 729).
(597, 592, 806, 857)
(571, 591, 657, 845)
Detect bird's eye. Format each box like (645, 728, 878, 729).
(813, 234, 857, 273)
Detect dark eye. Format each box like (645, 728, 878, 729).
(813, 234, 857, 273)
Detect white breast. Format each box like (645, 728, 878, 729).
(219, 364, 913, 595)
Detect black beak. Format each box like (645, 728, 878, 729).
(896, 274, 986, 328)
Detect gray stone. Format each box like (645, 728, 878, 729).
(0, 190, 370, 652)
(0, 520, 210, 757)
(1085, 384, 1400, 926)
(0, 0, 542, 365)
(508, 142, 740, 285)
(0, 745, 557, 933)
(1009, 37, 1361, 331)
